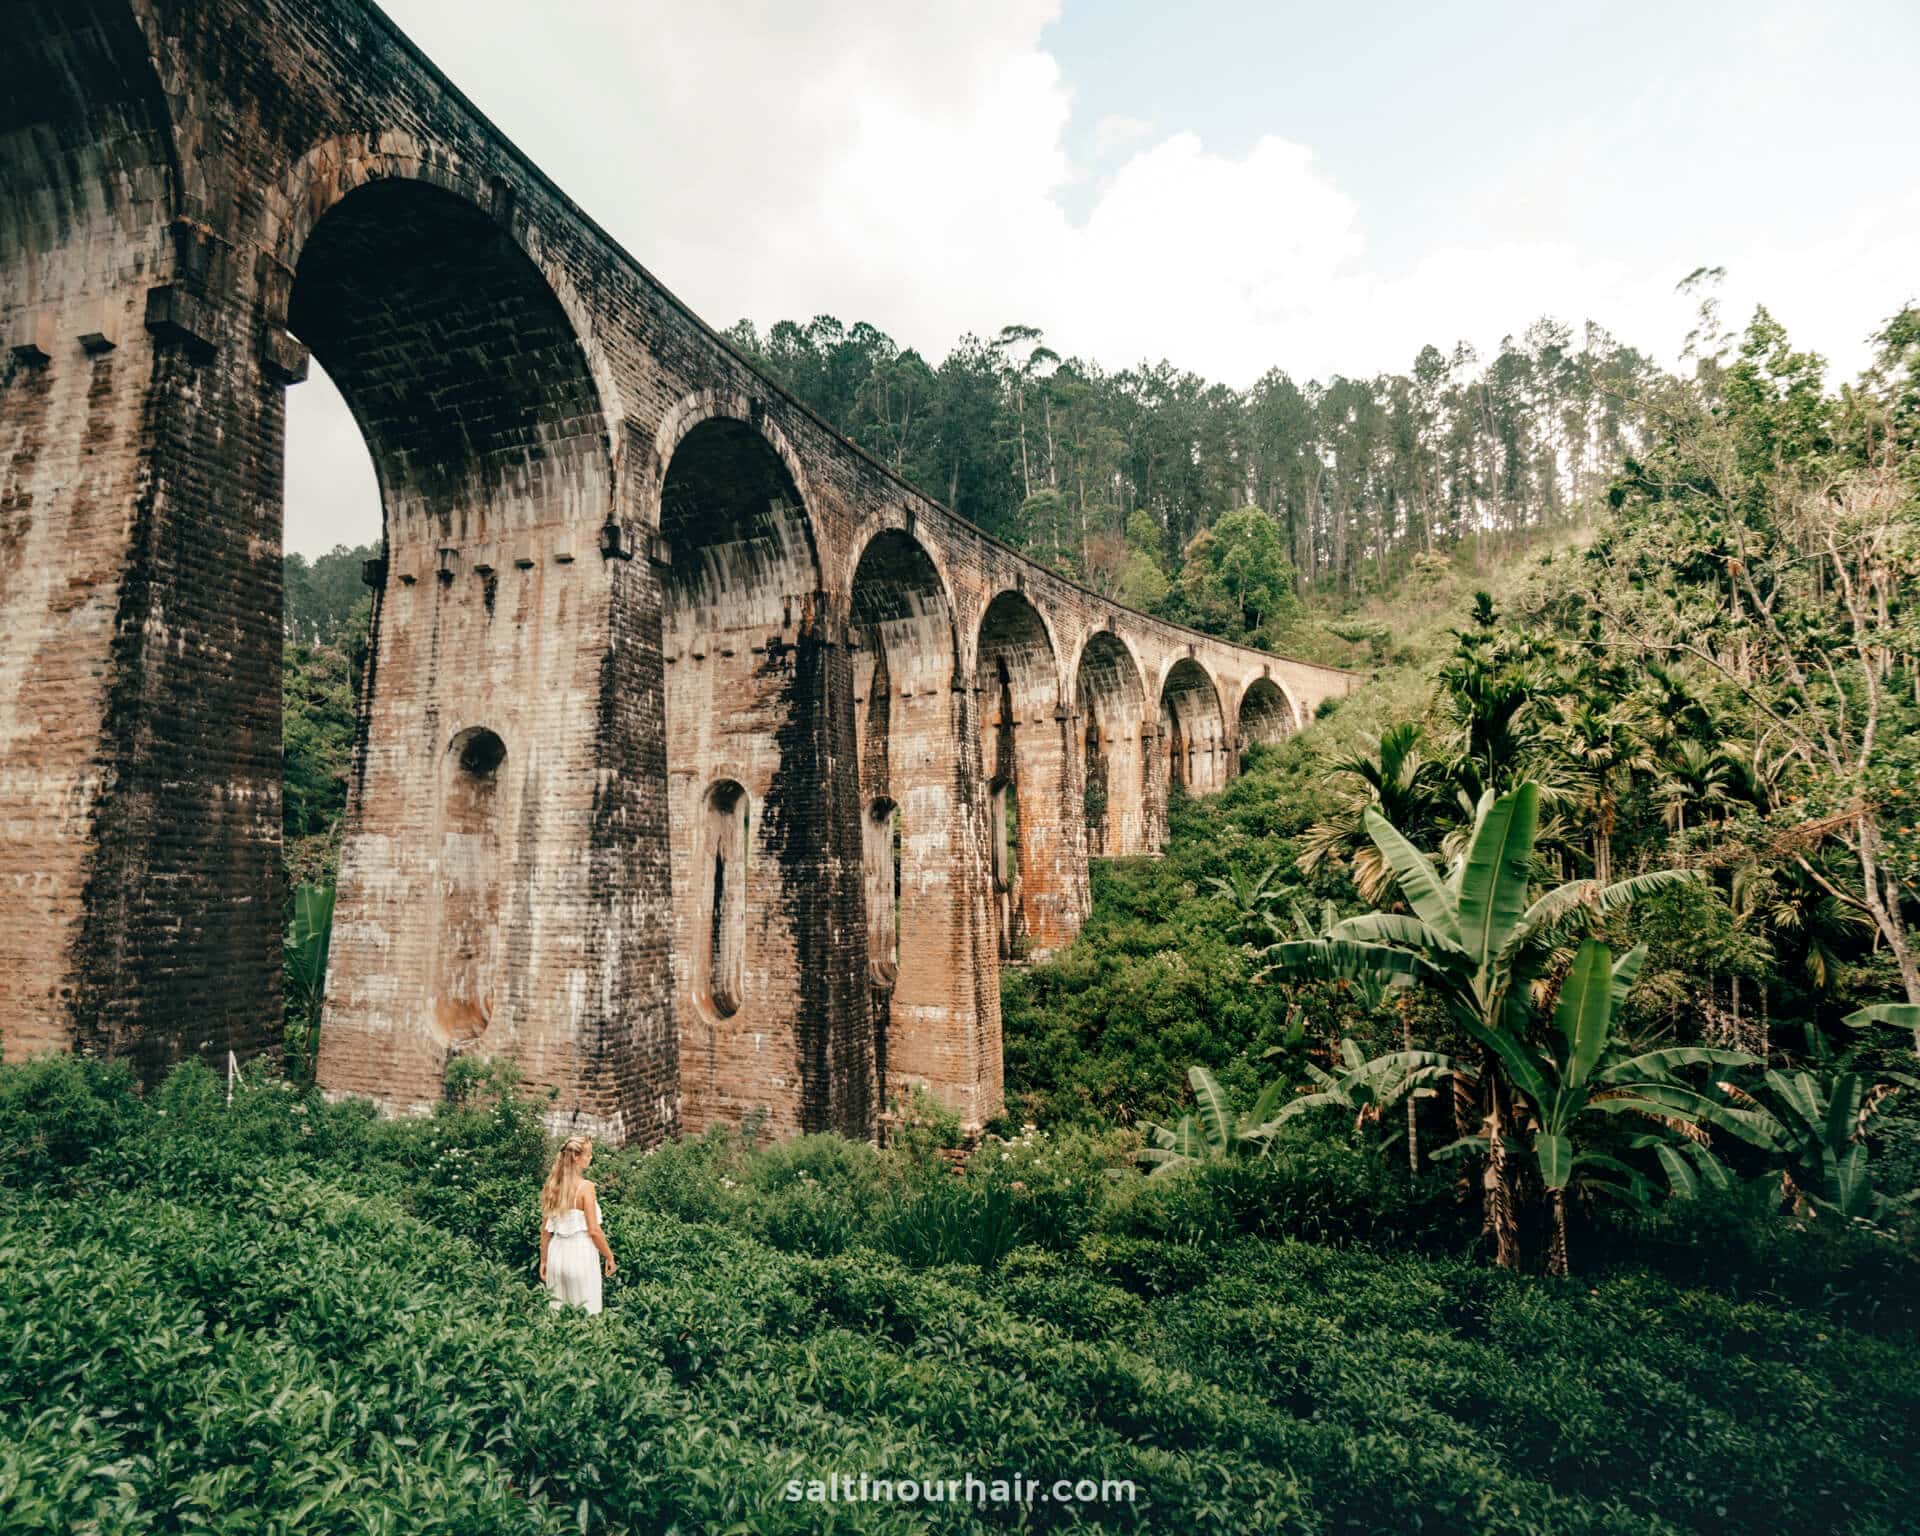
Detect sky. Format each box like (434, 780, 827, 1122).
(285, 0, 1920, 557)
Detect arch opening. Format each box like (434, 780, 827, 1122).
(1238, 677, 1298, 758)
(850, 530, 956, 690)
(1074, 632, 1146, 857)
(1159, 658, 1227, 803)
(287, 177, 610, 548)
(660, 416, 819, 650)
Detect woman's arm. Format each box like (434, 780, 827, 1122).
(539, 1223, 550, 1282)
(583, 1183, 616, 1276)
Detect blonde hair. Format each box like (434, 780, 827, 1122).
(540, 1135, 592, 1216)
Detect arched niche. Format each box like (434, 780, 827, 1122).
(435, 727, 506, 1045)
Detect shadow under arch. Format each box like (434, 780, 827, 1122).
(1157, 658, 1228, 831)
(286, 175, 614, 547)
(1237, 675, 1300, 760)
(659, 411, 873, 1141)
(1075, 630, 1149, 858)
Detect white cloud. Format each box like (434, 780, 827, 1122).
(284, 0, 1920, 555)
(1091, 114, 1153, 158)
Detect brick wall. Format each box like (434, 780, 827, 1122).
(0, 0, 1363, 1140)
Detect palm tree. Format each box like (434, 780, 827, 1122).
(1655, 738, 1735, 836)
(1299, 723, 1454, 904)
(1259, 1036, 1454, 1148)
(1553, 699, 1654, 883)
(1138, 1066, 1282, 1176)
(1707, 1039, 1920, 1224)
(1204, 862, 1290, 946)
(1435, 627, 1563, 801)
(1264, 781, 1698, 1269)
(1634, 659, 1715, 752)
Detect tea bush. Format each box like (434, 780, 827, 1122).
(6, 1057, 1919, 1534)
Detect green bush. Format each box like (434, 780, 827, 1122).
(0, 1054, 142, 1187)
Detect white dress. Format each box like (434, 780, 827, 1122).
(543, 1201, 603, 1314)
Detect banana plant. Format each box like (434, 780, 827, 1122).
(1139, 1066, 1284, 1176)
(1845, 1001, 1920, 1057)
(1502, 938, 1756, 1274)
(1248, 1037, 1454, 1147)
(1263, 780, 1700, 1269)
(1706, 1060, 1920, 1225)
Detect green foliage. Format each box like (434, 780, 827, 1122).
(9, 1055, 1919, 1534)
(1708, 1059, 1920, 1226)
(283, 883, 334, 1081)
(0, 1054, 143, 1187)
(729, 311, 1659, 610)
(1170, 506, 1303, 644)
(282, 588, 370, 889)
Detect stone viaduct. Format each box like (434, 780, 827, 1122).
(0, 0, 1361, 1143)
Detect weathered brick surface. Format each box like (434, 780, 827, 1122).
(0, 0, 1362, 1139)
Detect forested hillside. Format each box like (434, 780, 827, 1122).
(723, 306, 1659, 619)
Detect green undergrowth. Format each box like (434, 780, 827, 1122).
(4, 1055, 1918, 1534)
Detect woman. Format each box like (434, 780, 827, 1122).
(538, 1135, 616, 1313)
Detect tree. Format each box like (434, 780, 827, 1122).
(1592, 308, 1920, 1014)
(1299, 724, 1456, 904)
(1265, 782, 1697, 1269)
(1174, 507, 1301, 642)
(1447, 937, 1754, 1275)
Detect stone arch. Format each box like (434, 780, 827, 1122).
(658, 412, 821, 649)
(0, 0, 177, 273)
(272, 137, 625, 439)
(975, 590, 1084, 958)
(651, 389, 813, 535)
(976, 590, 1062, 722)
(1159, 656, 1229, 810)
(284, 172, 615, 551)
(298, 169, 620, 1110)
(1237, 675, 1300, 759)
(1074, 630, 1149, 857)
(849, 528, 960, 700)
(660, 411, 871, 1141)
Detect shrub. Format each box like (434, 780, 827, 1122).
(0, 1054, 142, 1187)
